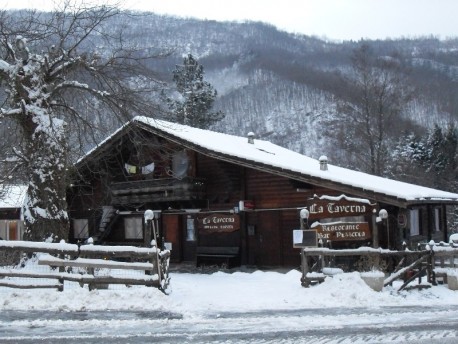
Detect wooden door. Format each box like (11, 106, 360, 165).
(8, 221, 17, 240)
(255, 212, 282, 266)
(162, 214, 182, 262)
(182, 215, 197, 261)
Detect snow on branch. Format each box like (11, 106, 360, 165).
(52, 80, 110, 98)
(0, 59, 11, 73)
(0, 107, 23, 118)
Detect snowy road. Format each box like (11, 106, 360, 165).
(1, 306, 458, 343)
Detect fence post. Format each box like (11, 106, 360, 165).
(58, 239, 66, 273)
(145, 209, 162, 288)
(373, 251, 380, 271)
(86, 238, 95, 291)
(300, 249, 310, 287)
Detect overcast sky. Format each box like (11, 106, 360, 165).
(4, 0, 458, 41)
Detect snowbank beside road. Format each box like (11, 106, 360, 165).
(0, 269, 457, 315)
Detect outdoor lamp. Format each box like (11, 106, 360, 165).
(300, 208, 310, 229)
(144, 209, 155, 222)
(300, 208, 310, 220)
(379, 209, 388, 220)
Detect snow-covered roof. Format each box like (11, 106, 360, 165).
(0, 185, 27, 209)
(82, 117, 458, 206)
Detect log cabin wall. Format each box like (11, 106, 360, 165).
(244, 169, 314, 267)
(196, 155, 243, 210)
(66, 124, 456, 267)
(196, 153, 374, 267)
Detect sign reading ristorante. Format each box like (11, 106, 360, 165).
(312, 222, 371, 241)
(197, 214, 240, 234)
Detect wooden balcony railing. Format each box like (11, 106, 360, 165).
(110, 177, 206, 204)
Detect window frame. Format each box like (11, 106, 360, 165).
(409, 209, 420, 236)
(124, 216, 144, 240)
(73, 218, 89, 239)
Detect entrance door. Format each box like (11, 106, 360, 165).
(8, 221, 18, 240)
(182, 215, 197, 261)
(163, 214, 182, 262)
(255, 212, 282, 266)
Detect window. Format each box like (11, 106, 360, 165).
(124, 217, 143, 239)
(409, 209, 420, 236)
(434, 208, 441, 232)
(0, 220, 7, 240)
(186, 215, 196, 241)
(73, 219, 89, 239)
(172, 150, 189, 178)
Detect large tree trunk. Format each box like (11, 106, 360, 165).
(22, 114, 69, 242)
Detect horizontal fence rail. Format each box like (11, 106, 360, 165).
(301, 243, 458, 291)
(0, 240, 170, 292)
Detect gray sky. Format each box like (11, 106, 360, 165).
(4, 0, 458, 41)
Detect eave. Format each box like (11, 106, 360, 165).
(76, 119, 458, 210)
(135, 121, 458, 209)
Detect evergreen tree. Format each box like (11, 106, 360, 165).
(167, 54, 224, 129)
(394, 123, 457, 191)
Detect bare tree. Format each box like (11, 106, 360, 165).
(0, 2, 166, 241)
(336, 44, 412, 176)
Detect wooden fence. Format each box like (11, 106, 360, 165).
(0, 240, 170, 292)
(301, 243, 458, 291)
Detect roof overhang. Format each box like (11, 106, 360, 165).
(76, 119, 458, 209)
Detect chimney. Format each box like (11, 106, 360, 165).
(247, 132, 255, 144)
(319, 155, 328, 171)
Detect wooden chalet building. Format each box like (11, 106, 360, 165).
(68, 117, 458, 267)
(0, 185, 27, 241)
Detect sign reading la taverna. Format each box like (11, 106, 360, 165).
(307, 194, 374, 219)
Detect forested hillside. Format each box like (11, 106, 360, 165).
(5, 9, 458, 191)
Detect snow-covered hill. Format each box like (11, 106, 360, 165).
(109, 13, 458, 161)
(8, 10, 458, 165)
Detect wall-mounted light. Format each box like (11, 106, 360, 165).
(300, 208, 310, 229)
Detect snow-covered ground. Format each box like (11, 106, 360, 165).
(0, 267, 457, 313)
(1, 265, 458, 343)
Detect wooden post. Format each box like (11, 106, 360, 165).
(427, 248, 437, 285)
(58, 278, 64, 292)
(373, 252, 380, 271)
(300, 249, 310, 287)
(152, 219, 162, 288)
(144, 219, 152, 248)
(372, 214, 379, 248)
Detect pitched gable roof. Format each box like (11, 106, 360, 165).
(80, 116, 458, 208)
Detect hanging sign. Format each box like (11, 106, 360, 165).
(312, 222, 371, 242)
(197, 214, 240, 234)
(306, 194, 374, 219)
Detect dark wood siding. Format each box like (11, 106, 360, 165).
(245, 169, 311, 208)
(244, 169, 313, 267)
(197, 155, 243, 209)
